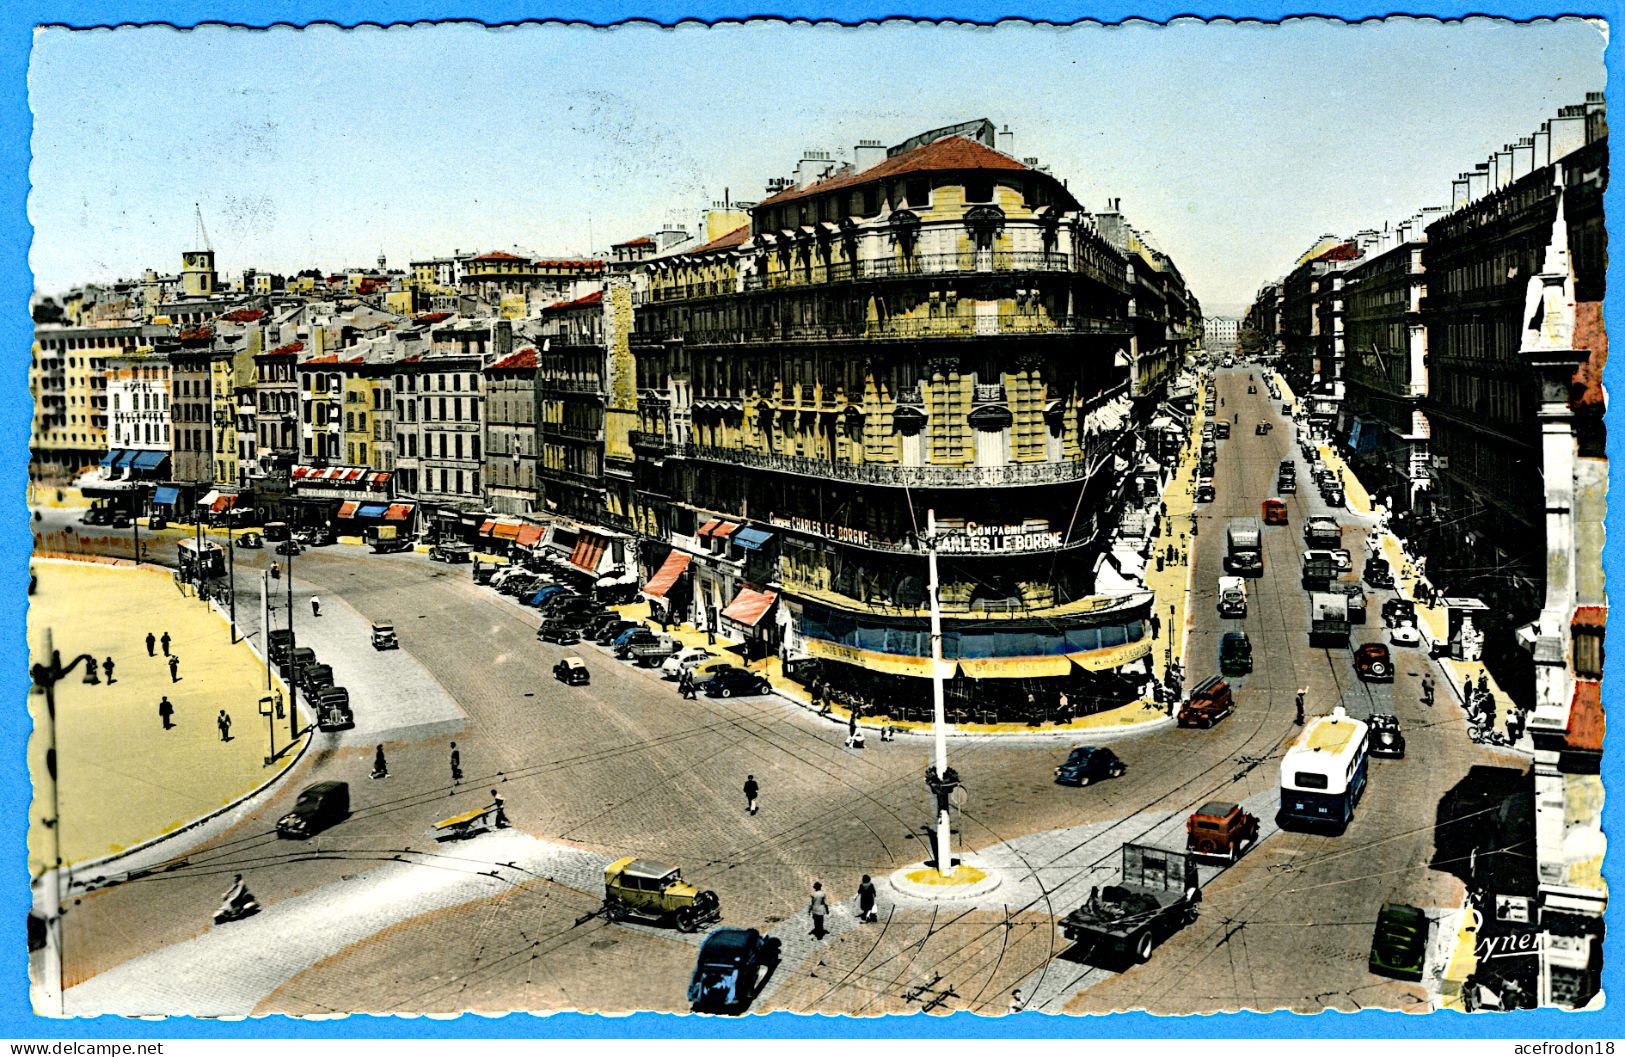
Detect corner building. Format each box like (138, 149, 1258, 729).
(634, 132, 1172, 719)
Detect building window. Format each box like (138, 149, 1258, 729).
(1575, 627, 1604, 680)
(905, 179, 929, 207)
(965, 178, 993, 203)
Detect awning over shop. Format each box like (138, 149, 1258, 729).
(130, 450, 167, 471)
(211, 493, 238, 514)
(478, 518, 498, 536)
(199, 489, 221, 508)
(152, 486, 180, 507)
(696, 518, 722, 538)
(733, 527, 774, 551)
(383, 503, 414, 521)
(99, 450, 123, 468)
(338, 500, 360, 518)
(514, 524, 545, 548)
(570, 531, 608, 572)
(712, 522, 740, 540)
(641, 550, 693, 601)
(491, 518, 524, 541)
(721, 587, 778, 628)
(357, 504, 388, 519)
(957, 655, 1074, 679)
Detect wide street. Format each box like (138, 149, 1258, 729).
(36, 369, 1525, 1017)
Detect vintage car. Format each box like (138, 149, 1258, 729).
(274, 538, 305, 557)
(472, 561, 497, 585)
(688, 927, 782, 1013)
(1364, 556, 1395, 589)
(1369, 714, 1406, 759)
(429, 541, 473, 564)
(1368, 902, 1429, 982)
(268, 628, 296, 667)
(371, 622, 398, 650)
(1255, 422, 1270, 435)
(277, 781, 350, 839)
(1390, 624, 1424, 648)
(1381, 598, 1418, 628)
(660, 647, 716, 680)
(594, 618, 643, 646)
(1218, 631, 1253, 677)
(1180, 675, 1235, 728)
(1354, 642, 1395, 682)
(537, 621, 582, 646)
(1215, 422, 1230, 440)
(1054, 746, 1126, 786)
(603, 856, 721, 933)
(1262, 498, 1288, 525)
(1186, 800, 1260, 861)
(1195, 480, 1217, 504)
(554, 657, 590, 686)
(235, 532, 263, 549)
(703, 667, 772, 698)
(1276, 474, 1298, 495)
(278, 646, 316, 679)
(297, 662, 335, 696)
(313, 686, 353, 731)
(1247, 384, 1258, 394)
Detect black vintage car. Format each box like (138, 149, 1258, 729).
(1381, 598, 1417, 628)
(1195, 481, 1216, 503)
(1054, 746, 1126, 786)
(1364, 556, 1395, 589)
(701, 666, 772, 698)
(1369, 714, 1406, 759)
(277, 781, 351, 839)
(537, 621, 581, 646)
(688, 927, 782, 1013)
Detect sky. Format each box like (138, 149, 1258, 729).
(27, 17, 1607, 316)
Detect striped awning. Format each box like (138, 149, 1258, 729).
(641, 550, 693, 601)
(383, 503, 414, 521)
(291, 466, 312, 480)
(570, 531, 608, 572)
(339, 500, 360, 518)
(721, 587, 777, 628)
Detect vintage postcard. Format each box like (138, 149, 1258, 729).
(21, 15, 1610, 1024)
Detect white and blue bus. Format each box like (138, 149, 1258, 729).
(1279, 706, 1370, 831)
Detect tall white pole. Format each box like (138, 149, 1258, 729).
(926, 509, 953, 876)
(260, 570, 270, 693)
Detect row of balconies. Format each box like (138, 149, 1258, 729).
(678, 442, 1091, 489)
(541, 377, 603, 394)
(540, 421, 604, 442)
(647, 313, 1131, 348)
(718, 251, 1077, 296)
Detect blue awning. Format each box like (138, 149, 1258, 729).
(152, 486, 180, 506)
(98, 450, 122, 467)
(113, 449, 138, 468)
(357, 504, 388, 518)
(130, 450, 168, 471)
(733, 527, 775, 552)
(1350, 417, 1380, 455)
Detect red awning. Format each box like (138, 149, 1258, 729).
(1568, 680, 1604, 752)
(1573, 605, 1608, 629)
(339, 500, 360, 518)
(383, 503, 414, 521)
(493, 519, 523, 541)
(641, 550, 693, 601)
(721, 587, 778, 628)
(570, 531, 607, 572)
(712, 522, 740, 540)
(211, 494, 237, 513)
(370, 472, 390, 486)
(343, 468, 365, 482)
(514, 524, 544, 548)
(291, 466, 311, 480)
(696, 518, 721, 538)
(478, 518, 497, 536)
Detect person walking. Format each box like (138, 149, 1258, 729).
(807, 882, 829, 939)
(1477, 672, 1489, 700)
(679, 669, 696, 700)
(160, 631, 171, 656)
(1008, 989, 1027, 1014)
(102, 656, 115, 685)
(371, 745, 389, 780)
(743, 774, 759, 815)
(311, 596, 322, 618)
(450, 742, 462, 785)
(168, 654, 180, 683)
(1150, 612, 1161, 640)
(217, 709, 232, 742)
(846, 710, 859, 748)
(158, 696, 174, 730)
(1294, 688, 1306, 726)
(1422, 674, 1435, 707)
(857, 874, 877, 924)
(490, 789, 508, 828)
(146, 632, 156, 657)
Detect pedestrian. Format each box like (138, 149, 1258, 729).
(490, 789, 508, 828)
(1150, 612, 1161, 640)
(371, 744, 389, 780)
(217, 709, 232, 742)
(679, 669, 696, 700)
(158, 695, 174, 730)
(1477, 672, 1489, 699)
(858, 874, 878, 923)
(1294, 688, 1306, 726)
(450, 742, 462, 785)
(168, 654, 180, 683)
(160, 631, 171, 656)
(846, 709, 859, 748)
(146, 632, 156, 657)
(808, 882, 829, 939)
(743, 774, 759, 815)
(1422, 675, 1435, 707)
(102, 656, 115, 685)
(311, 596, 322, 618)
(1009, 989, 1027, 1015)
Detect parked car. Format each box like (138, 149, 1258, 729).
(298, 663, 335, 696)
(703, 667, 772, 698)
(1381, 598, 1417, 628)
(278, 646, 316, 679)
(1363, 556, 1395, 588)
(313, 686, 353, 731)
(537, 621, 581, 645)
(602, 856, 720, 933)
(1369, 714, 1406, 758)
(268, 628, 296, 666)
(429, 541, 472, 563)
(1354, 642, 1395, 682)
(660, 647, 716, 680)
(1195, 481, 1216, 504)
(1368, 903, 1429, 982)
(1180, 675, 1235, 728)
(1054, 746, 1125, 786)
(553, 657, 590, 685)
(1390, 624, 1423, 648)
(277, 781, 350, 839)
(613, 626, 661, 657)
(1186, 801, 1259, 862)
(689, 927, 782, 1013)
(595, 619, 643, 646)
(275, 538, 305, 556)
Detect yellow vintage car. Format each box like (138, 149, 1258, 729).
(603, 856, 721, 933)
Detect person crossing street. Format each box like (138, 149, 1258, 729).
(743, 774, 759, 815)
(1294, 688, 1306, 726)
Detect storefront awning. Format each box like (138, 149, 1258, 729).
(99, 450, 123, 468)
(152, 485, 180, 506)
(492, 518, 523, 541)
(733, 527, 774, 551)
(338, 500, 360, 518)
(199, 489, 222, 508)
(357, 503, 388, 519)
(291, 466, 312, 480)
(131, 450, 168, 471)
(383, 503, 414, 521)
(712, 522, 740, 540)
(641, 550, 693, 601)
(211, 493, 238, 514)
(570, 531, 608, 572)
(957, 655, 1074, 679)
(478, 518, 498, 536)
(696, 518, 722, 538)
(514, 524, 545, 548)
(721, 587, 778, 628)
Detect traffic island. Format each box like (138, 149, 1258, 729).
(887, 857, 1003, 903)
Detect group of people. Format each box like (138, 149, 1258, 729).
(805, 875, 881, 940)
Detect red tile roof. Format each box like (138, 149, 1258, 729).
(1567, 679, 1604, 752)
(474, 251, 527, 262)
(304, 354, 340, 365)
(757, 135, 1030, 209)
(542, 290, 604, 313)
(616, 236, 654, 247)
(534, 259, 605, 271)
(177, 326, 213, 343)
(685, 224, 751, 256)
(414, 312, 452, 324)
(1312, 241, 1360, 263)
(268, 340, 305, 357)
(220, 308, 266, 323)
(489, 348, 538, 370)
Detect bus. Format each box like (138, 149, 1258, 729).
(1279, 706, 1369, 832)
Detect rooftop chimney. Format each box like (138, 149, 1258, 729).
(795, 150, 835, 189)
(997, 124, 1015, 156)
(853, 139, 885, 172)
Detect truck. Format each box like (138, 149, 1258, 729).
(366, 524, 412, 554)
(630, 634, 681, 667)
(1301, 549, 1340, 590)
(1303, 516, 1341, 548)
(1329, 580, 1367, 624)
(1309, 591, 1351, 646)
(1225, 518, 1263, 576)
(1059, 844, 1201, 964)
(1216, 576, 1247, 619)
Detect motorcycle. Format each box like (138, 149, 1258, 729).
(214, 880, 261, 924)
(1469, 725, 1511, 747)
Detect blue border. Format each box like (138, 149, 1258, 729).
(4, 0, 1621, 1040)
